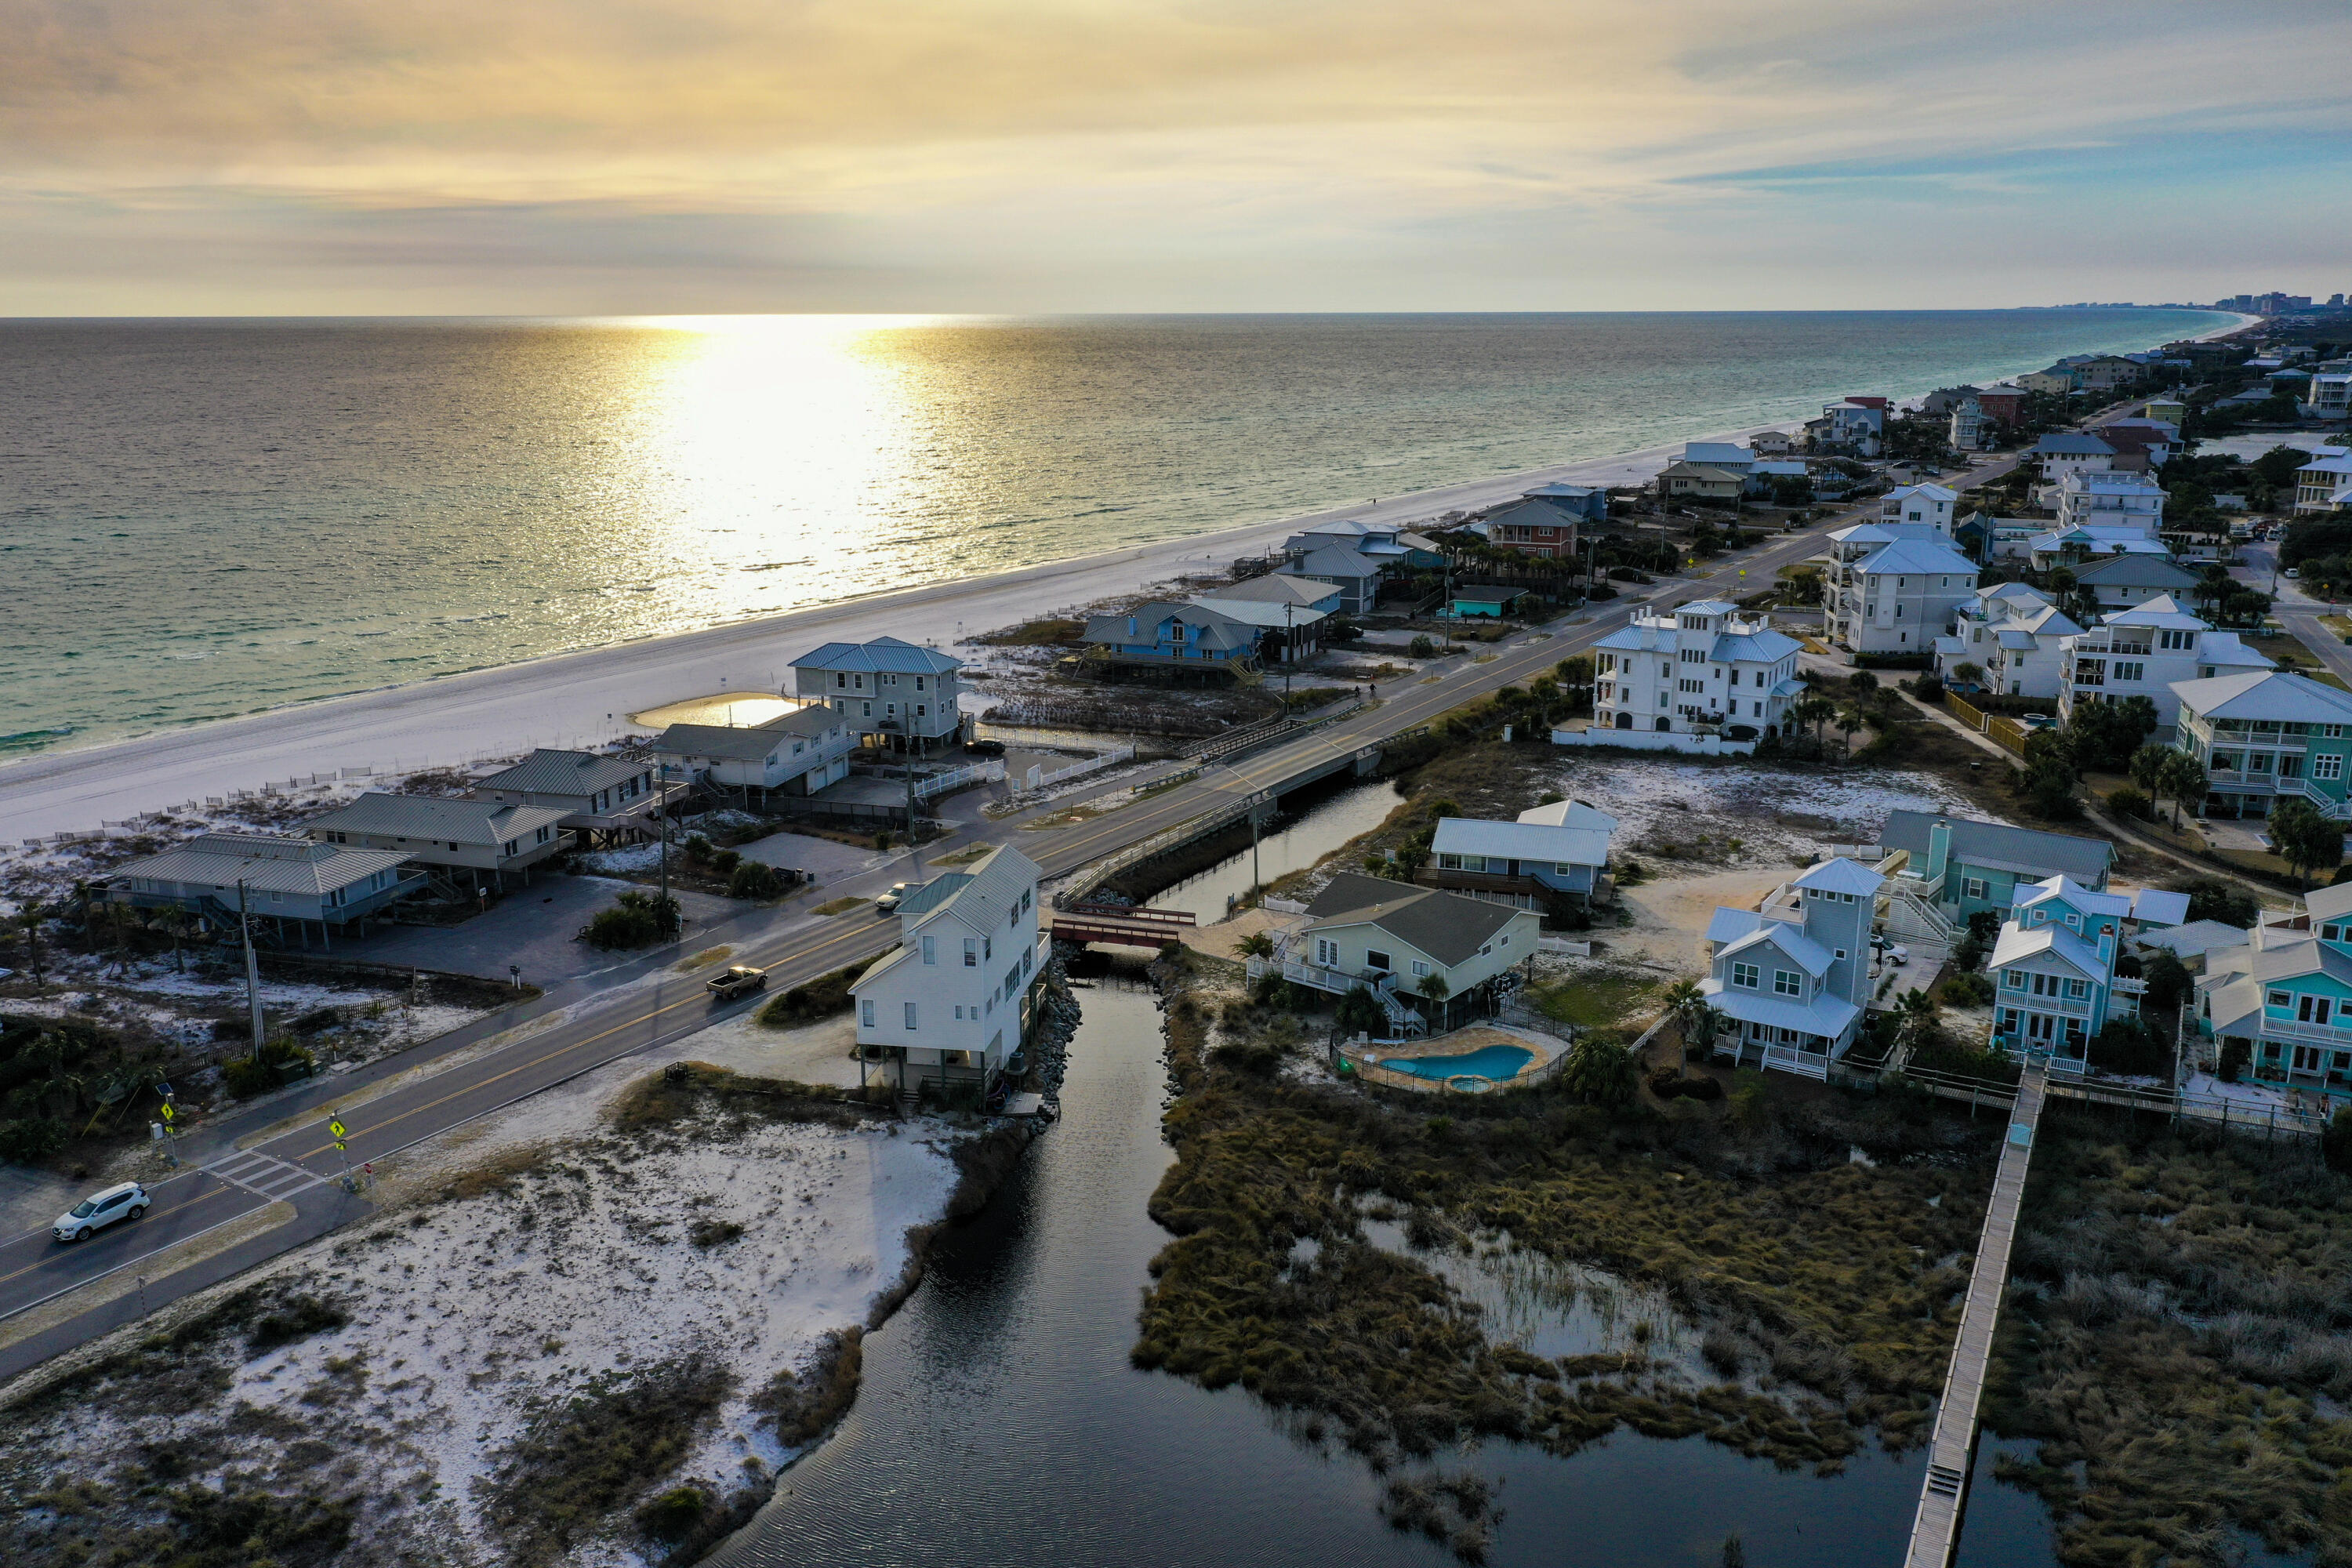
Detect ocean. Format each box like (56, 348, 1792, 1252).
(0, 310, 2228, 750)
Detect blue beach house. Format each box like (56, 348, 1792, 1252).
(1877, 810, 2114, 929)
(1078, 601, 1265, 684)
(1989, 876, 2143, 1073)
(1699, 857, 1881, 1079)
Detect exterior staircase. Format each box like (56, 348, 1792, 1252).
(1880, 887, 1960, 950)
(1374, 975, 1430, 1038)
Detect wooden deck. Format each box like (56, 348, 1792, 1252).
(1047, 902, 1196, 949)
(1905, 1058, 2048, 1568)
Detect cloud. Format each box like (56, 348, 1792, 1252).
(2, 0, 2347, 310)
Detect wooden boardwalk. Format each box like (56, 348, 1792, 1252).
(1905, 1059, 2049, 1568)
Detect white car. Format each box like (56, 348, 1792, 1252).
(1873, 938, 1910, 966)
(53, 1181, 149, 1243)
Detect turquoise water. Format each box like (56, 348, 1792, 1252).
(1381, 1044, 1534, 1080)
(0, 310, 2229, 750)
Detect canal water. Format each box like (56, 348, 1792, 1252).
(1145, 776, 1403, 916)
(711, 973, 2067, 1568)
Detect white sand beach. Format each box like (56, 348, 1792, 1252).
(0, 421, 1785, 840)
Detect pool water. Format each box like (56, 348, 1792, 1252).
(1377, 1044, 1534, 1081)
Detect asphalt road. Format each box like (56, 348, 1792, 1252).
(0, 484, 1963, 1349)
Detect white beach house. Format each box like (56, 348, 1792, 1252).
(654, 706, 856, 801)
(1824, 537, 1979, 655)
(852, 845, 1047, 1101)
(1584, 600, 1803, 748)
(2055, 596, 2273, 737)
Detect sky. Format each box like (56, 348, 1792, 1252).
(3, 0, 2349, 315)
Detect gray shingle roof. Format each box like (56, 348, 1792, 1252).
(789, 636, 960, 675)
(655, 723, 794, 761)
(1304, 873, 1523, 967)
(1878, 810, 2112, 884)
(475, 749, 648, 797)
(304, 793, 571, 847)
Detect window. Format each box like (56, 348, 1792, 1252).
(1411, 960, 1430, 977)
(1366, 949, 1392, 971)
(922, 936, 935, 964)
(2005, 970, 2026, 990)
(1731, 962, 1759, 989)
(2066, 979, 2089, 999)
(904, 1002, 919, 1029)
(964, 938, 977, 967)
(1961, 876, 1989, 901)
(2325, 924, 2343, 942)
(2114, 662, 2144, 682)
(2318, 754, 2344, 781)
(861, 1000, 876, 1026)
(1835, 949, 1847, 961)
(2269, 989, 2292, 1008)
(1773, 970, 1802, 996)
(984, 936, 993, 961)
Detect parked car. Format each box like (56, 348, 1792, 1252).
(706, 965, 768, 1000)
(53, 1181, 149, 1243)
(875, 883, 913, 913)
(1871, 937, 1910, 966)
(2286, 568, 2300, 579)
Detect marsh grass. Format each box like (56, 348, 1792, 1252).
(755, 960, 871, 1029)
(1988, 1107, 2352, 1565)
(1138, 963, 1994, 1490)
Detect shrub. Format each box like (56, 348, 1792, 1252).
(727, 861, 785, 900)
(223, 1038, 315, 1100)
(1409, 635, 1437, 658)
(2107, 786, 2153, 820)
(0, 1116, 70, 1163)
(1562, 1037, 1639, 1109)
(2089, 1016, 2168, 1077)
(1335, 985, 1388, 1040)
(709, 848, 741, 875)
(2325, 1107, 2352, 1175)
(635, 1485, 712, 1544)
(2173, 878, 2259, 928)
(2219, 1036, 2251, 1083)
(1940, 972, 1995, 1007)
(582, 891, 681, 950)
(2142, 951, 2192, 1011)
(246, 1293, 351, 1352)
(1908, 673, 1944, 703)
(1586, 582, 1618, 601)
(756, 959, 871, 1028)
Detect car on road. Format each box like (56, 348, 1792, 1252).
(53, 1182, 149, 1243)
(875, 883, 913, 913)
(2286, 568, 2300, 579)
(705, 965, 768, 1000)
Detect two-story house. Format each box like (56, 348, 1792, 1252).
(302, 793, 570, 887)
(1480, 497, 1581, 559)
(1937, 581, 2056, 683)
(1824, 538, 1980, 655)
(1805, 401, 1885, 457)
(1185, 575, 1339, 662)
(1422, 799, 1616, 909)
(107, 833, 422, 947)
(2034, 433, 2115, 481)
(1657, 463, 1746, 504)
(1877, 810, 2114, 929)
(1247, 873, 1543, 1036)
(852, 845, 1047, 1102)
(2171, 670, 2352, 822)
(1079, 601, 1265, 684)
(2071, 554, 2202, 615)
(1747, 430, 1797, 457)
(789, 637, 966, 754)
(470, 748, 676, 843)
(2056, 597, 2274, 738)
(1521, 481, 1613, 523)
(1989, 875, 2141, 1074)
(1588, 601, 1803, 742)
(1276, 543, 1385, 615)
(1879, 482, 1958, 533)
(654, 705, 856, 802)
(2024, 525, 2173, 572)
(1698, 856, 1881, 1077)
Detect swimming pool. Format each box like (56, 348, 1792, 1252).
(1376, 1044, 1534, 1082)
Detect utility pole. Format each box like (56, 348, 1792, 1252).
(1283, 599, 1294, 702)
(237, 880, 264, 1051)
(655, 764, 673, 939)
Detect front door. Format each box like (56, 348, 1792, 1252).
(2299, 996, 2332, 1025)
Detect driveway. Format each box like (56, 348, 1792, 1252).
(336, 873, 739, 986)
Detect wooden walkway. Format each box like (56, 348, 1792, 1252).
(1047, 902, 1196, 949)
(1905, 1058, 2049, 1568)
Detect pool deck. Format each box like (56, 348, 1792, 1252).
(1348, 1022, 1569, 1094)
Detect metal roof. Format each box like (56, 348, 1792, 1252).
(2130, 918, 2248, 960)
(1303, 873, 1526, 967)
(1852, 539, 1978, 576)
(2074, 554, 2199, 586)
(1192, 575, 1339, 608)
(304, 793, 571, 847)
(1795, 857, 1886, 897)
(656, 723, 794, 761)
(2035, 434, 2117, 455)
(1718, 920, 1834, 977)
(1431, 815, 1612, 869)
(1515, 799, 1617, 831)
(898, 845, 1040, 939)
(1697, 981, 1860, 1041)
(111, 833, 408, 895)
(2173, 670, 2352, 726)
(1988, 920, 2105, 979)
(1706, 907, 1768, 946)
(1878, 810, 2111, 884)
(2129, 888, 2192, 927)
(2303, 880, 2352, 925)
(475, 749, 648, 797)
(789, 636, 961, 675)
(2014, 874, 2132, 920)
(1283, 546, 1383, 579)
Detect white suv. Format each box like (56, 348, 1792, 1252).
(53, 1182, 150, 1243)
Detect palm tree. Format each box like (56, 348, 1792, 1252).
(1893, 988, 1941, 1058)
(1951, 661, 1984, 691)
(2127, 743, 2170, 799)
(2158, 750, 2207, 829)
(1663, 979, 1717, 1065)
(1236, 931, 1275, 959)
(1792, 694, 1837, 742)
(1416, 971, 1451, 1025)
(1835, 706, 1868, 758)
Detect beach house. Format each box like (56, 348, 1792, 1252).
(1988, 876, 2143, 1075)
(1078, 601, 1265, 684)
(2292, 450, 2352, 516)
(2054, 470, 2168, 532)
(1747, 430, 1797, 457)
(2198, 883, 2352, 1102)
(1698, 857, 1880, 1077)
(2055, 597, 2273, 737)
(2033, 433, 2116, 481)
(1255, 873, 1542, 1036)
(1942, 590, 2084, 699)
(2170, 670, 2352, 822)
(1824, 537, 1979, 655)
(1422, 799, 1616, 909)
(1878, 483, 1959, 534)
(470, 748, 677, 842)
(1804, 401, 1886, 457)
(653, 706, 856, 801)
(789, 637, 966, 754)
(1584, 600, 1803, 747)
(1480, 497, 1581, 559)
(851, 845, 1047, 1102)
(303, 793, 571, 887)
(2024, 525, 2173, 572)
(107, 833, 422, 947)
(2071, 554, 2202, 615)
(1656, 462, 1746, 505)
(2303, 373, 2352, 423)
(1876, 810, 2114, 928)
(1522, 481, 1613, 522)
(1973, 387, 2029, 428)
(1185, 575, 1338, 662)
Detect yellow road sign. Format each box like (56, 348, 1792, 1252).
(158, 1102, 175, 1123)
(333, 1141, 347, 1152)
(328, 1120, 347, 1139)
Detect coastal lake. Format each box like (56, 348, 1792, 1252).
(708, 978, 2067, 1567)
(2, 309, 2230, 750)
